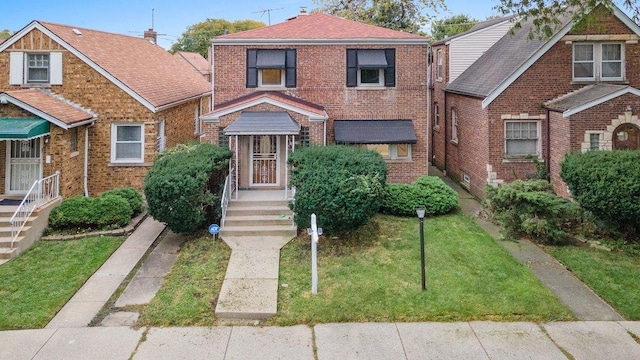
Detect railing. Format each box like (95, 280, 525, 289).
(10, 171, 60, 248)
(220, 168, 236, 228)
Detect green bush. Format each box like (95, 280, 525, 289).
(93, 195, 133, 228)
(48, 195, 95, 230)
(380, 176, 458, 216)
(289, 145, 387, 234)
(144, 142, 232, 234)
(484, 180, 582, 244)
(561, 151, 640, 236)
(100, 187, 143, 215)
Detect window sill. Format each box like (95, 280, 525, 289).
(109, 162, 152, 167)
(502, 157, 543, 163)
(257, 85, 287, 90)
(355, 86, 387, 90)
(70, 151, 79, 158)
(433, 125, 440, 132)
(20, 83, 52, 88)
(384, 159, 413, 163)
(450, 140, 458, 146)
(571, 79, 628, 85)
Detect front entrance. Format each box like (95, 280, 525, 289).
(5, 138, 42, 194)
(613, 123, 640, 150)
(250, 135, 280, 186)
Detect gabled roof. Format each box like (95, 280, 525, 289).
(175, 51, 211, 76)
(446, 5, 640, 108)
(0, 89, 96, 129)
(0, 21, 211, 112)
(201, 91, 328, 121)
(431, 15, 516, 46)
(544, 84, 640, 117)
(214, 12, 427, 44)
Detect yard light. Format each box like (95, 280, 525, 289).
(415, 206, 426, 291)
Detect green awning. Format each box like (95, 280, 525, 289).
(0, 118, 50, 140)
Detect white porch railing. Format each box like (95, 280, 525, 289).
(10, 171, 60, 248)
(220, 167, 236, 228)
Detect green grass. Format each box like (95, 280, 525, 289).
(0, 237, 124, 330)
(548, 245, 640, 320)
(269, 214, 573, 325)
(138, 233, 231, 326)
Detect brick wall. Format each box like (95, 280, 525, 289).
(430, 43, 448, 170)
(212, 43, 428, 183)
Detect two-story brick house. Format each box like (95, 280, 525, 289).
(0, 21, 212, 199)
(201, 10, 428, 195)
(431, 5, 640, 198)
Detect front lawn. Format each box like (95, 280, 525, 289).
(140, 214, 572, 326)
(548, 245, 640, 320)
(0, 237, 124, 330)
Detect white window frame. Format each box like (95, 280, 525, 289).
(26, 53, 50, 83)
(194, 105, 200, 135)
(70, 127, 78, 154)
(434, 103, 440, 130)
(157, 119, 166, 153)
(573, 42, 624, 82)
(363, 143, 411, 160)
(258, 68, 285, 87)
(451, 109, 458, 143)
(357, 68, 384, 87)
(111, 123, 144, 163)
(436, 49, 443, 81)
(504, 120, 541, 158)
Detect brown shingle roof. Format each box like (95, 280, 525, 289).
(216, 13, 425, 41)
(2, 89, 96, 127)
(175, 51, 211, 76)
(38, 21, 211, 109)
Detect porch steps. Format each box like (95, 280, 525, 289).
(221, 196, 296, 239)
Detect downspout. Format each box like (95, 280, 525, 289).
(426, 45, 431, 175)
(83, 123, 95, 197)
(443, 90, 448, 176)
(323, 120, 327, 146)
(545, 109, 551, 180)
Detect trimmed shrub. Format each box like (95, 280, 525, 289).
(93, 195, 133, 228)
(144, 142, 232, 234)
(381, 176, 458, 216)
(48, 195, 95, 230)
(289, 145, 387, 234)
(561, 151, 640, 235)
(100, 187, 144, 215)
(484, 180, 582, 244)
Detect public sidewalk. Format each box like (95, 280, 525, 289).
(2, 321, 640, 359)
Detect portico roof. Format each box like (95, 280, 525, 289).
(224, 111, 301, 135)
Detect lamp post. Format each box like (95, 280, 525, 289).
(415, 206, 426, 291)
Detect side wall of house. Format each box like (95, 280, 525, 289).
(430, 43, 448, 171)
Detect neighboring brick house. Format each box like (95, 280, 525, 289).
(0, 21, 211, 198)
(431, 5, 640, 198)
(201, 10, 428, 195)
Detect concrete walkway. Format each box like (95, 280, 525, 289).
(45, 218, 165, 329)
(3, 321, 639, 359)
(431, 166, 624, 321)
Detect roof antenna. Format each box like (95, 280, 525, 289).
(251, 7, 283, 25)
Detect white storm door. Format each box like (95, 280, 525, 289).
(250, 135, 280, 186)
(6, 138, 43, 194)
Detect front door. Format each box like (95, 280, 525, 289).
(250, 135, 279, 186)
(613, 124, 640, 150)
(6, 139, 42, 194)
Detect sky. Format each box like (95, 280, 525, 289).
(2, 0, 503, 49)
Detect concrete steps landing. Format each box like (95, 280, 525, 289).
(221, 193, 295, 239)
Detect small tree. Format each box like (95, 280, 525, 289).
(430, 14, 477, 41)
(143, 143, 232, 234)
(288, 145, 387, 234)
(170, 19, 265, 57)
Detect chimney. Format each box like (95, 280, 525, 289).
(299, 6, 308, 15)
(144, 28, 157, 44)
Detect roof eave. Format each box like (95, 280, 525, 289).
(201, 96, 328, 122)
(213, 38, 428, 46)
(155, 92, 211, 113)
(0, 93, 97, 130)
(555, 86, 640, 117)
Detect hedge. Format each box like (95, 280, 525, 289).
(380, 176, 458, 216)
(100, 187, 144, 215)
(288, 145, 387, 234)
(143, 143, 232, 234)
(48, 192, 133, 231)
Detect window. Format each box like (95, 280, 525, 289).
(362, 143, 411, 160)
(347, 49, 395, 88)
(70, 127, 78, 153)
(434, 103, 440, 130)
(247, 49, 296, 88)
(157, 119, 166, 152)
(111, 124, 144, 163)
(27, 54, 49, 83)
(436, 49, 443, 81)
(589, 133, 601, 151)
(573, 43, 623, 81)
(298, 126, 310, 147)
(505, 121, 540, 157)
(218, 126, 229, 148)
(194, 105, 200, 135)
(451, 109, 458, 143)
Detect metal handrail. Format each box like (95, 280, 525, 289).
(220, 167, 236, 228)
(10, 171, 60, 248)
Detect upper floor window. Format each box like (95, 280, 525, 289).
(573, 43, 623, 81)
(247, 49, 296, 88)
(9, 52, 63, 86)
(436, 49, 443, 81)
(347, 49, 396, 88)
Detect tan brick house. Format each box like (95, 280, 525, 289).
(201, 11, 429, 196)
(431, 5, 640, 198)
(0, 21, 212, 199)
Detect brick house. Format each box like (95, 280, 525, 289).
(200, 10, 428, 196)
(0, 21, 211, 199)
(431, 5, 640, 198)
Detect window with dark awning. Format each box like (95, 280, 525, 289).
(357, 50, 388, 68)
(256, 50, 286, 69)
(224, 111, 300, 135)
(334, 120, 417, 144)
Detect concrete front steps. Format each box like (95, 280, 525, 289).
(0, 198, 61, 264)
(216, 190, 297, 320)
